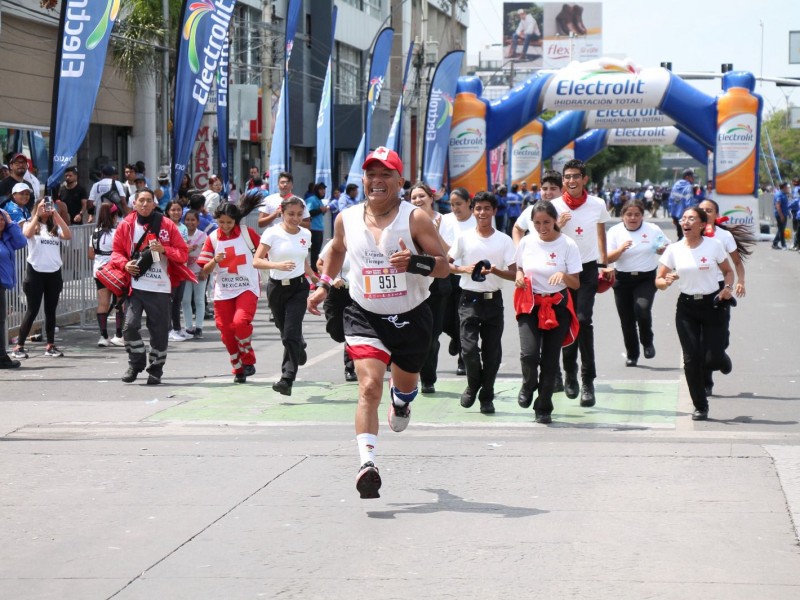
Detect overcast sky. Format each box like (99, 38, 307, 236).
(466, 0, 800, 116)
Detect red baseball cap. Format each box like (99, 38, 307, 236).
(9, 153, 28, 164)
(362, 146, 403, 174)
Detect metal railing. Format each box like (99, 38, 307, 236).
(3, 211, 266, 339)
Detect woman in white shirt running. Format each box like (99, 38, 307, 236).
(408, 181, 451, 394)
(514, 201, 582, 423)
(656, 206, 735, 421)
(606, 198, 668, 366)
(253, 196, 317, 395)
(89, 203, 124, 347)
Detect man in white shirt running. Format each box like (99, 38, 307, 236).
(550, 160, 613, 407)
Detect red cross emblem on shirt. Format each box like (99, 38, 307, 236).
(218, 245, 247, 274)
(700, 256, 707, 263)
(642, 233, 648, 239)
(549, 252, 557, 259)
(299, 238, 307, 246)
(575, 226, 584, 235)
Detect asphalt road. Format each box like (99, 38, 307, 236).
(2, 218, 799, 600)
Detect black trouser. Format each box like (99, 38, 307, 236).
(613, 269, 657, 360)
(170, 281, 186, 331)
(672, 217, 684, 240)
(773, 215, 787, 247)
(323, 285, 354, 372)
(518, 296, 571, 416)
(124, 289, 170, 377)
(442, 273, 462, 354)
(562, 261, 598, 381)
(675, 293, 729, 412)
(458, 290, 504, 399)
(705, 281, 732, 390)
(18, 265, 63, 345)
(1, 286, 9, 359)
(267, 276, 309, 381)
(310, 229, 323, 272)
(793, 217, 800, 249)
(420, 277, 452, 386)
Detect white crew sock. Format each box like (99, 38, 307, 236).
(357, 433, 378, 465)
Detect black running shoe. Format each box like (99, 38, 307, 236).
(272, 378, 292, 396)
(243, 364, 256, 377)
(234, 372, 247, 384)
(121, 367, 141, 383)
(356, 461, 381, 499)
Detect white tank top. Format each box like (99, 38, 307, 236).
(342, 201, 430, 315)
(211, 230, 261, 301)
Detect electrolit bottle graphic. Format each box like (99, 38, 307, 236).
(449, 78, 488, 195)
(510, 120, 544, 188)
(715, 73, 761, 196)
(551, 142, 574, 174)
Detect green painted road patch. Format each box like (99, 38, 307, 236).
(150, 378, 679, 428)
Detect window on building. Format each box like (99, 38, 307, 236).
(336, 43, 362, 105)
(363, 0, 382, 19)
(340, 0, 382, 18)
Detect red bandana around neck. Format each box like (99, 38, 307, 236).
(562, 189, 588, 211)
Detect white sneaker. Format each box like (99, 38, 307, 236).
(98, 337, 110, 347)
(109, 335, 125, 347)
(177, 328, 191, 339)
(168, 330, 186, 342)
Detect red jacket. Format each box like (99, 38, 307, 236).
(109, 212, 197, 287)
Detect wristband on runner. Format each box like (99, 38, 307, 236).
(406, 254, 436, 276)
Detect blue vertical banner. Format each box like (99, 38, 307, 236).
(47, 0, 121, 188)
(345, 134, 366, 199)
(216, 35, 230, 198)
(268, 0, 303, 193)
(171, 0, 238, 196)
(314, 6, 337, 201)
(364, 27, 394, 154)
(386, 41, 415, 157)
(421, 50, 464, 191)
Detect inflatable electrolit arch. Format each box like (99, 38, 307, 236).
(449, 58, 762, 232)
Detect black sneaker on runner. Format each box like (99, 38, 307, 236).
(356, 461, 381, 499)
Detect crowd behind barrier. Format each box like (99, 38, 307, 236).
(0, 192, 780, 341)
(3, 212, 263, 338)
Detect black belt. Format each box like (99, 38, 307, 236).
(462, 289, 501, 300)
(269, 275, 305, 286)
(679, 292, 716, 301)
(616, 268, 656, 278)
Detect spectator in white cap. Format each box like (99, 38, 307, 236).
(4, 183, 34, 223)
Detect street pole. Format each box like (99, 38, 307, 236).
(261, 1, 273, 183)
(416, 0, 429, 181)
(161, 0, 170, 170)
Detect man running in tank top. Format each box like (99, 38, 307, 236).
(307, 147, 449, 499)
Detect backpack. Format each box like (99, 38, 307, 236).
(100, 184, 124, 211)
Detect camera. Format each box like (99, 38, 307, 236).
(43, 196, 54, 212)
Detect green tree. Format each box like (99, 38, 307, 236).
(584, 145, 663, 191)
(111, 0, 184, 89)
(759, 109, 800, 185)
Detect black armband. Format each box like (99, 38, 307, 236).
(406, 254, 436, 276)
(319, 281, 332, 292)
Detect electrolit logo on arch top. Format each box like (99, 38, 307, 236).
(542, 58, 670, 111)
(585, 108, 674, 129)
(715, 114, 757, 174)
(448, 117, 486, 177)
(606, 126, 679, 146)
